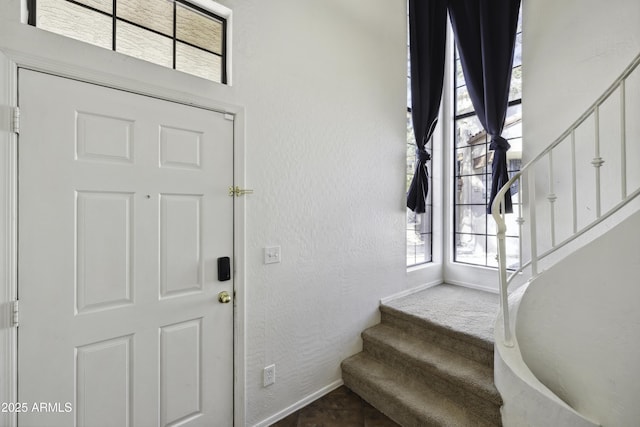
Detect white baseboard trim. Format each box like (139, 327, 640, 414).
(445, 279, 499, 294)
(252, 379, 344, 427)
(379, 279, 443, 305)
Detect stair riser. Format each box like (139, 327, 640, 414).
(342, 358, 498, 427)
(342, 368, 441, 427)
(362, 332, 501, 405)
(363, 339, 501, 425)
(381, 311, 494, 368)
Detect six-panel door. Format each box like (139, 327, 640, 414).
(17, 69, 234, 427)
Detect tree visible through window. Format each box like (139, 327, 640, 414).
(30, 0, 228, 83)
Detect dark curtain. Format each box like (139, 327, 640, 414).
(406, 0, 448, 214)
(448, 0, 521, 213)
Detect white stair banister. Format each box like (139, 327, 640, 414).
(491, 52, 640, 346)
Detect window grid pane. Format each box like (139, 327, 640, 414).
(176, 2, 223, 55)
(33, 0, 226, 83)
(176, 41, 222, 83)
(74, 0, 112, 14)
(117, 0, 174, 37)
(37, 0, 112, 50)
(116, 20, 173, 68)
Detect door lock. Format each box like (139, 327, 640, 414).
(217, 257, 231, 281)
(228, 186, 254, 197)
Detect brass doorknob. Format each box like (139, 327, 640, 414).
(218, 291, 232, 304)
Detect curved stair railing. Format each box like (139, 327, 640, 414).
(491, 52, 640, 347)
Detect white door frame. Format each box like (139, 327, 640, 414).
(0, 20, 247, 427)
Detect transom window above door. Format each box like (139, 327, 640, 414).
(29, 0, 229, 83)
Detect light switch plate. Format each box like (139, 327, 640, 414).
(264, 246, 281, 264)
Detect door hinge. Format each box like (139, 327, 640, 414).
(0, 106, 19, 134)
(12, 107, 19, 134)
(224, 113, 234, 121)
(11, 300, 19, 328)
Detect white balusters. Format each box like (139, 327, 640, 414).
(620, 80, 627, 200)
(571, 130, 578, 234)
(491, 53, 640, 347)
(547, 152, 557, 247)
(516, 176, 524, 270)
(528, 174, 538, 277)
(592, 105, 604, 218)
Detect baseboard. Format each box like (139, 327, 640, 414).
(252, 379, 344, 427)
(445, 279, 499, 294)
(379, 280, 443, 305)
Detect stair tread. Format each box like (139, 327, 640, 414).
(342, 352, 497, 427)
(363, 323, 502, 404)
(381, 284, 498, 350)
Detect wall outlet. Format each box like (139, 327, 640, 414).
(263, 364, 276, 387)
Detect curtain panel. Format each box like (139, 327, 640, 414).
(448, 0, 521, 213)
(407, 0, 521, 215)
(406, 0, 448, 214)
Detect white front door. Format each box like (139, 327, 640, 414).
(17, 69, 234, 427)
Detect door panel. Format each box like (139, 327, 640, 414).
(18, 69, 234, 427)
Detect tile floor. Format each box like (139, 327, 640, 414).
(270, 386, 399, 427)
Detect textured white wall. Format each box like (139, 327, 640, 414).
(0, 1, 409, 425)
(224, 1, 408, 424)
(523, 0, 640, 155)
(516, 1, 640, 425)
(516, 211, 640, 426)
(522, 0, 640, 257)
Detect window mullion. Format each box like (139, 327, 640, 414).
(172, 1, 177, 70)
(112, 0, 116, 51)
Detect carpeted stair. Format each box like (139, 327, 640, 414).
(341, 284, 502, 426)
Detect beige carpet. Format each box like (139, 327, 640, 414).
(384, 284, 500, 344)
(342, 284, 503, 426)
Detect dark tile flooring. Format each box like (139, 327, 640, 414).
(270, 386, 399, 427)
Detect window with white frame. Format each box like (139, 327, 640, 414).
(453, 10, 522, 268)
(29, 0, 228, 83)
